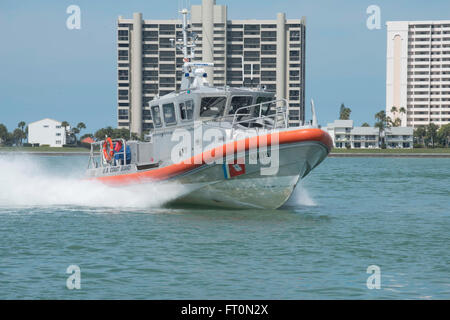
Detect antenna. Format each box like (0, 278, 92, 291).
(310, 99, 318, 127)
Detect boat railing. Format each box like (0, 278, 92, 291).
(230, 98, 289, 133)
(87, 138, 128, 169)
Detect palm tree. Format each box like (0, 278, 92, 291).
(17, 121, 26, 145)
(414, 127, 426, 147)
(375, 110, 390, 148)
(390, 106, 398, 114)
(76, 122, 86, 131)
(339, 103, 352, 120)
(425, 123, 439, 148)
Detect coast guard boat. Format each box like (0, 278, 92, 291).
(86, 9, 332, 209)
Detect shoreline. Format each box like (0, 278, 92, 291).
(328, 152, 450, 158)
(1, 151, 449, 158)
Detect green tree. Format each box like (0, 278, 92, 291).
(414, 127, 426, 147)
(339, 103, 352, 120)
(374, 110, 390, 148)
(12, 128, 25, 146)
(361, 122, 370, 127)
(437, 124, 450, 147)
(94, 127, 115, 140)
(81, 133, 94, 140)
(425, 123, 439, 148)
(17, 121, 26, 145)
(0, 123, 8, 146)
(390, 106, 398, 114)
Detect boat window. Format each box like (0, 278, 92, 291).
(200, 96, 227, 118)
(162, 103, 177, 125)
(228, 96, 253, 115)
(151, 105, 162, 127)
(179, 100, 194, 121)
(254, 96, 275, 117)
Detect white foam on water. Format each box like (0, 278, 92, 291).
(0, 156, 189, 209)
(287, 182, 317, 207)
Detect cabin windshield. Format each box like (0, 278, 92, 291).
(253, 96, 275, 117)
(228, 96, 253, 115)
(151, 105, 162, 127)
(200, 96, 227, 118)
(179, 100, 194, 121)
(162, 103, 177, 125)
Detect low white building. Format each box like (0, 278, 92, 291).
(385, 127, 414, 149)
(28, 118, 69, 147)
(325, 120, 413, 149)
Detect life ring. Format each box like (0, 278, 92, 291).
(103, 137, 114, 162)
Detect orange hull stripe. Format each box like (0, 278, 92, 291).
(93, 128, 332, 185)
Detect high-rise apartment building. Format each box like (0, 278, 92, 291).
(386, 20, 450, 128)
(117, 0, 306, 136)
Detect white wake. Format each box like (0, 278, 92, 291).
(286, 181, 317, 207)
(0, 156, 188, 208)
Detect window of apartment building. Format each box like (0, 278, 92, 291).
(244, 25, 260, 35)
(229, 24, 243, 29)
(118, 70, 128, 81)
(159, 51, 175, 61)
(227, 31, 243, 41)
(118, 30, 128, 41)
(261, 71, 276, 81)
(159, 24, 175, 35)
(227, 71, 243, 81)
(159, 64, 175, 74)
(243, 77, 259, 86)
(56, 133, 61, 136)
(244, 38, 260, 48)
(143, 109, 152, 121)
(261, 58, 276, 68)
(228, 58, 242, 68)
(261, 31, 276, 42)
(143, 31, 158, 41)
(289, 51, 300, 61)
(118, 109, 129, 120)
(159, 38, 172, 48)
(143, 70, 158, 81)
(289, 70, 300, 81)
(143, 57, 158, 68)
(118, 83, 128, 87)
(143, 84, 158, 94)
(227, 44, 243, 55)
(289, 90, 300, 100)
(261, 44, 276, 55)
(118, 89, 128, 100)
(118, 50, 128, 61)
(244, 51, 260, 61)
(118, 43, 129, 48)
(244, 64, 260, 75)
(290, 30, 300, 41)
(143, 44, 158, 55)
(261, 24, 276, 29)
(119, 103, 129, 107)
(159, 77, 175, 88)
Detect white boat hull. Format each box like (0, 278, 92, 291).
(167, 141, 328, 209)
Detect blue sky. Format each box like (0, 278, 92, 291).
(1, 0, 449, 134)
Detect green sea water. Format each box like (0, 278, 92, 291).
(0, 155, 448, 299)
